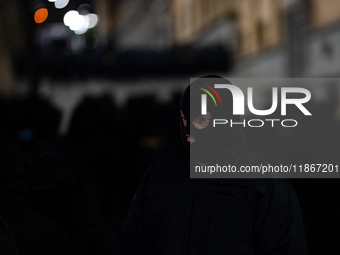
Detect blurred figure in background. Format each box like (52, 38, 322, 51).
(0, 131, 73, 255)
(27, 151, 117, 255)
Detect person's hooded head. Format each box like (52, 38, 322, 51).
(0, 131, 29, 197)
(180, 75, 240, 163)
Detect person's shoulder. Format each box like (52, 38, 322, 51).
(226, 178, 297, 206)
(245, 178, 295, 206)
(144, 152, 182, 175)
(138, 149, 186, 186)
(263, 178, 296, 195)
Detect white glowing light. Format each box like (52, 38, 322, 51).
(63, 11, 79, 27)
(63, 10, 99, 34)
(64, 11, 85, 32)
(48, 0, 56, 2)
(74, 27, 88, 35)
(69, 15, 85, 31)
(75, 15, 89, 35)
(86, 13, 99, 29)
(54, 0, 69, 9)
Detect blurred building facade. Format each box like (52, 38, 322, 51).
(0, 1, 25, 97)
(235, 0, 340, 77)
(2, 0, 340, 101)
(113, 0, 173, 50)
(113, 0, 284, 54)
(109, 0, 340, 77)
(28, 0, 340, 126)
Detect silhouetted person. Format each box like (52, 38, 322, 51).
(0, 131, 73, 255)
(27, 150, 117, 255)
(118, 75, 307, 254)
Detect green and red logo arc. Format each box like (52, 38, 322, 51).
(196, 82, 222, 107)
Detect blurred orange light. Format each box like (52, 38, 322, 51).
(34, 8, 48, 24)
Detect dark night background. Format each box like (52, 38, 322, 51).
(1, 0, 340, 254)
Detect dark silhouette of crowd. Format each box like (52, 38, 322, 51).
(0, 84, 339, 254)
(0, 92, 181, 254)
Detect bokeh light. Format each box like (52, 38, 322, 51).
(63, 11, 79, 26)
(86, 14, 99, 29)
(69, 14, 85, 31)
(34, 8, 48, 24)
(74, 16, 89, 35)
(50, 23, 69, 39)
(63, 11, 99, 34)
(54, 0, 69, 9)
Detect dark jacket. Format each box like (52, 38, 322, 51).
(118, 132, 307, 255)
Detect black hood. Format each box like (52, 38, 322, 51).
(179, 75, 240, 163)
